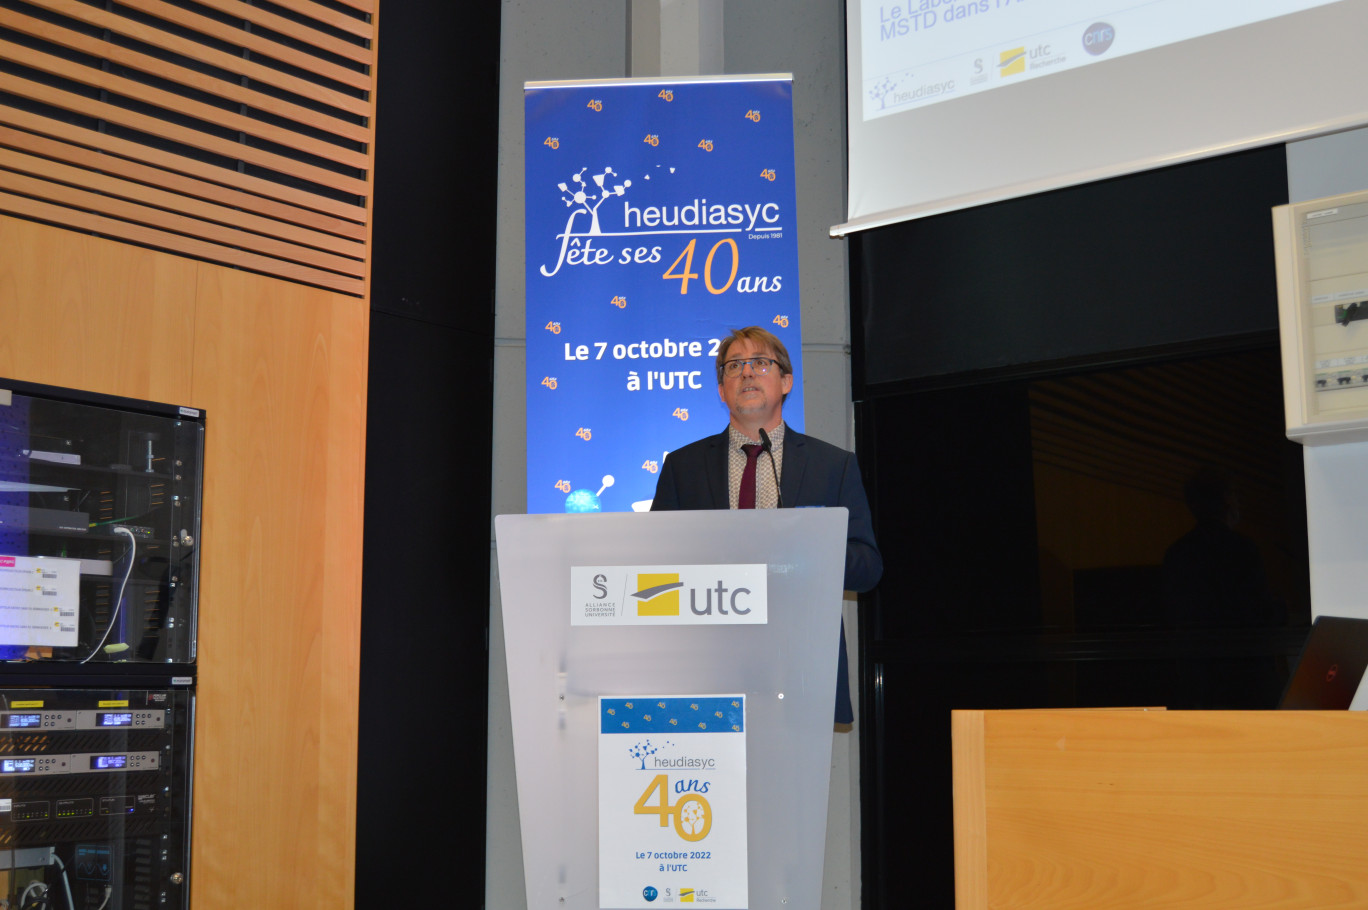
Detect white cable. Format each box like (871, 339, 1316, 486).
(81, 526, 135, 665)
(48, 855, 73, 910)
(17, 880, 45, 907)
(92, 885, 111, 910)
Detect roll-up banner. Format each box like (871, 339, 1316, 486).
(525, 76, 804, 514)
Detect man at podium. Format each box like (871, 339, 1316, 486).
(650, 326, 881, 722)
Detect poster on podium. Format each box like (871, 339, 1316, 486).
(598, 695, 748, 908)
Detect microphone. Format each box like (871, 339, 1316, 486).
(758, 427, 783, 508)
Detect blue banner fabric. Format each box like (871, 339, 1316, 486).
(524, 76, 804, 513)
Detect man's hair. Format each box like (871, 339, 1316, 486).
(714, 326, 793, 384)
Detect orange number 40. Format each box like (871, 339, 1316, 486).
(633, 774, 712, 842)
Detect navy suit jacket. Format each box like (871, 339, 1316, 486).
(650, 425, 881, 724)
(650, 425, 882, 592)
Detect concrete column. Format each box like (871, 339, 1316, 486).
(629, 0, 724, 76)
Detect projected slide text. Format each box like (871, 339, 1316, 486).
(861, 0, 1345, 119)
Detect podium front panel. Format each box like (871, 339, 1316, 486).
(496, 509, 847, 910)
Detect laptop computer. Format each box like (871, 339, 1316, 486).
(1279, 615, 1368, 710)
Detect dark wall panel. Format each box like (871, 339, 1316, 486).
(859, 384, 1041, 639)
(854, 146, 1289, 389)
(852, 146, 1305, 910)
(358, 314, 492, 893)
(369, 3, 499, 333)
(359, 1, 499, 905)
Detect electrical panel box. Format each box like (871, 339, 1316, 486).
(0, 379, 204, 664)
(1273, 189, 1368, 445)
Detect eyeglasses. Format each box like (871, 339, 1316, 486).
(721, 357, 778, 378)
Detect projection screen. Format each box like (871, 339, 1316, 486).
(835, 0, 1368, 235)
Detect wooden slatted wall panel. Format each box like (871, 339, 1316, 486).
(0, 0, 375, 296)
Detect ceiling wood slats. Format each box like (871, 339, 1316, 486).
(0, 147, 364, 272)
(5, 14, 371, 140)
(125, 0, 374, 70)
(23, 0, 372, 112)
(0, 0, 375, 296)
(0, 107, 367, 222)
(0, 189, 362, 292)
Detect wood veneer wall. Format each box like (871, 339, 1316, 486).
(0, 212, 367, 909)
(0, 0, 374, 902)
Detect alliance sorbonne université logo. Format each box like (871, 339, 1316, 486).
(569, 565, 768, 626)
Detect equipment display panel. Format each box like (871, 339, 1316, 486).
(0, 687, 192, 910)
(0, 378, 203, 663)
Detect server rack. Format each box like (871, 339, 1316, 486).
(0, 378, 202, 910)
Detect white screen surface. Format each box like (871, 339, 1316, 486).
(860, 0, 1342, 119)
(839, 0, 1368, 234)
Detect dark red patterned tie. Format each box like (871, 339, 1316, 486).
(738, 443, 763, 509)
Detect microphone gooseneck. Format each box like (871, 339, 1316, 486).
(758, 427, 783, 508)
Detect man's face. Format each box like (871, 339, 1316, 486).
(717, 337, 793, 429)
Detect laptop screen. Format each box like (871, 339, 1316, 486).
(1279, 615, 1368, 710)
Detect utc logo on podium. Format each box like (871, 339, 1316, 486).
(631, 574, 683, 616)
(570, 565, 768, 626)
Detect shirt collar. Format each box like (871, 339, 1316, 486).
(729, 422, 785, 450)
